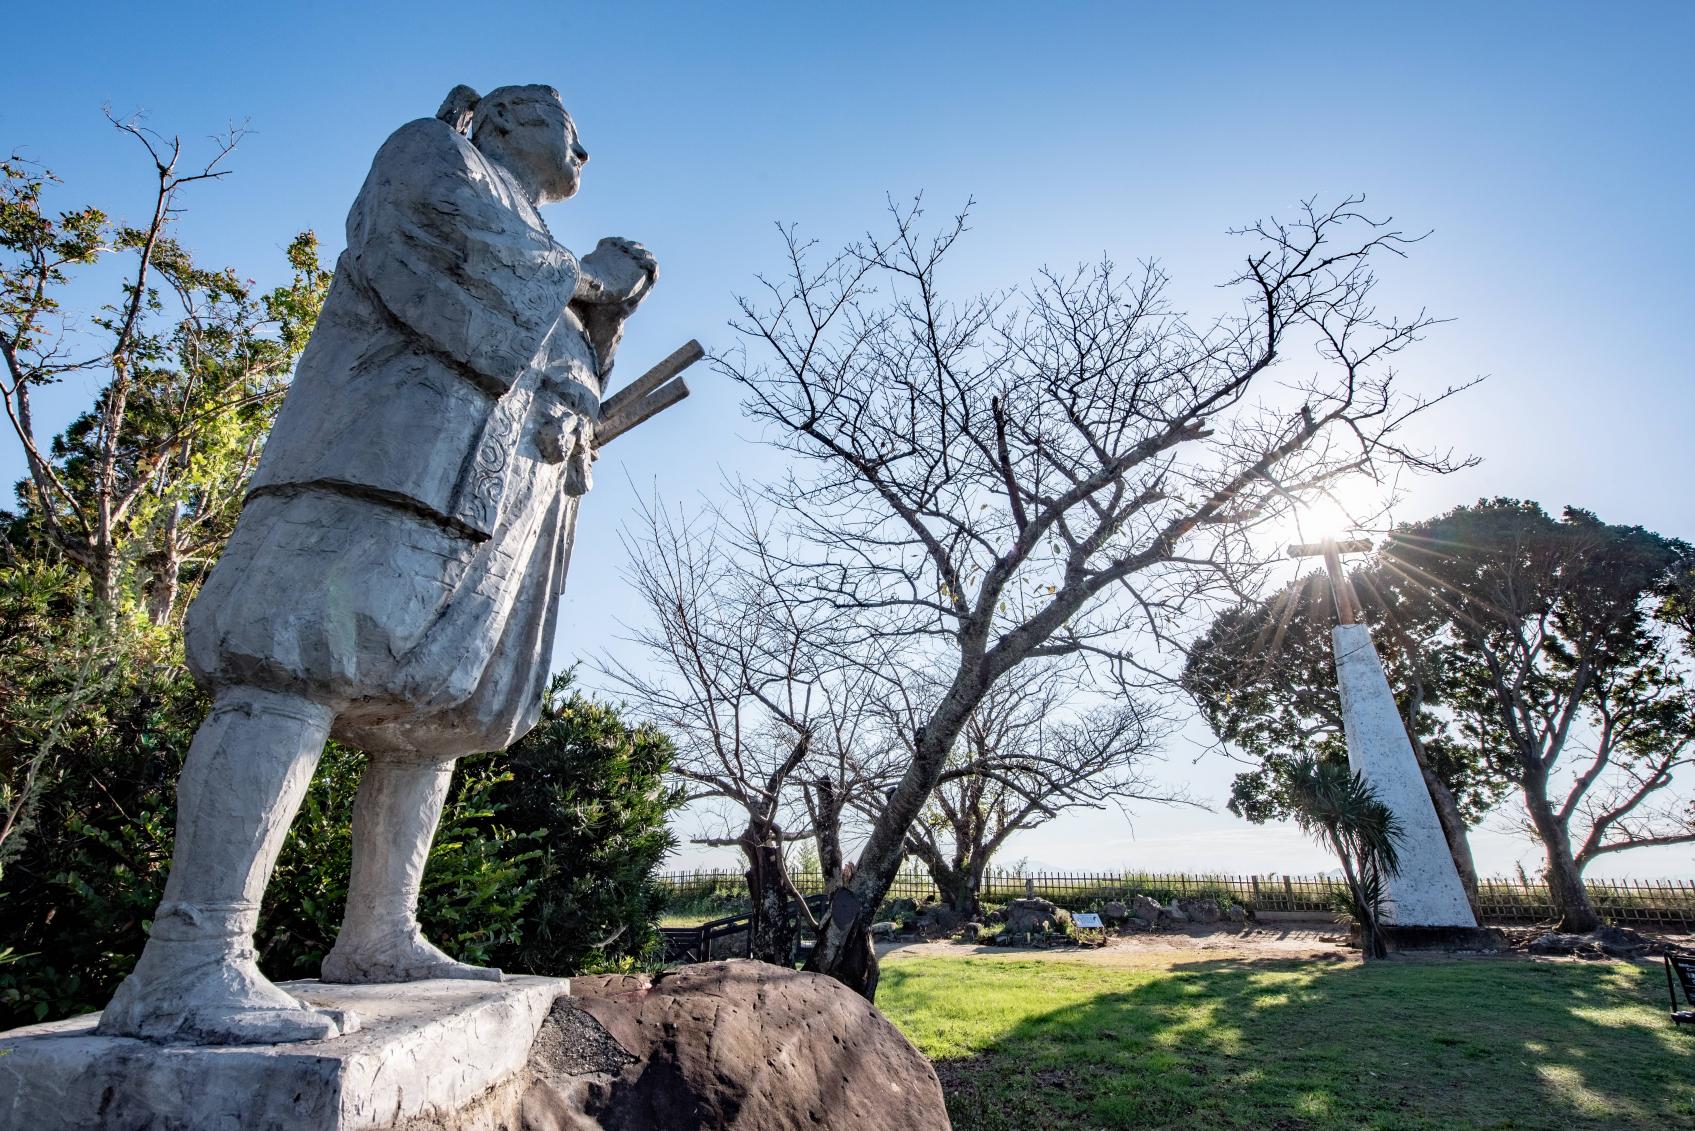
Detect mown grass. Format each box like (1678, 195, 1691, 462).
(877, 954, 1695, 1130)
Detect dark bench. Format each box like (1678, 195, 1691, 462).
(1665, 945, 1695, 1028)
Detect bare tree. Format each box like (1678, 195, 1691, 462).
(604, 494, 899, 963)
(890, 664, 1181, 918)
(719, 195, 1474, 996)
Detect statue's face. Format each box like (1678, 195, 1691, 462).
(511, 99, 589, 205)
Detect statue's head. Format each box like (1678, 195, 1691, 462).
(439, 84, 589, 205)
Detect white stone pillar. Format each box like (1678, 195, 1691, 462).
(1332, 624, 1476, 928)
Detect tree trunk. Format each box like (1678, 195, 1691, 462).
(803, 884, 879, 999)
(743, 841, 795, 966)
(933, 861, 978, 919)
(808, 672, 984, 997)
(907, 837, 979, 918)
(145, 545, 181, 625)
(1521, 781, 1600, 932)
(810, 780, 844, 895)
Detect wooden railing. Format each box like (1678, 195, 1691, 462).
(656, 869, 1695, 929)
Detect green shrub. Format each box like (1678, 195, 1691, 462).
(486, 675, 681, 975)
(0, 595, 679, 1025)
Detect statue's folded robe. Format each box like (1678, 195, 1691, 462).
(186, 117, 598, 757)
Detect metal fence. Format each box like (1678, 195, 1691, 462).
(655, 869, 1695, 929)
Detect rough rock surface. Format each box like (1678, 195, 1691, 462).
(1004, 898, 1067, 934)
(1131, 895, 1164, 926)
(1100, 901, 1130, 926)
(521, 961, 951, 1130)
(919, 907, 962, 933)
(1527, 925, 1655, 959)
(1182, 899, 1222, 924)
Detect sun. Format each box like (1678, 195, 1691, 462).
(1285, 478, 1393, 548)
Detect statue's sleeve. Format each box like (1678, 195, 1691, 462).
(344, 119, 580, 394)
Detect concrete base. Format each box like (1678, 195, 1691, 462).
(1385, 925, 1508, 953)
(0, 975, 569, 1131)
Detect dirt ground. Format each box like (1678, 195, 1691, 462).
(878, 924, 1355, 966)
(877, 922, 1695, 967)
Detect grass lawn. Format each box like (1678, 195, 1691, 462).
(877, 953, 1695, 1130)
(659, 913, 711, 927)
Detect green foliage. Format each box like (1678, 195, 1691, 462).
(256, 748, 540, 980)
(1187, 498, 1695, 914)
(488, 673, 682, 975)
(1283, 754, 1402, 956)
(0, 569, 672, 1025)
(1, 148, 331, 623)
(0, 568, 197, 1022)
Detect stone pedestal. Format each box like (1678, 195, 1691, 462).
(1332, 623, 1477, 929)
(0, 975, 568, 1131)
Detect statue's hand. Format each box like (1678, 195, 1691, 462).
(575, 237, 658, 306)
(537, 413, 597, 496)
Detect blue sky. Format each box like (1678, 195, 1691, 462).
(5, 2, 1693, 877)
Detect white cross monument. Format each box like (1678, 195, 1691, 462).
(1289, 537, 1478, 934)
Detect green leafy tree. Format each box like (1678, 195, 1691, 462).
(1188, 500, 1695, 934)
(1184, 565, 1505, 908)
(1, 122, 329, 623)
(1389, 500, 1695, 932)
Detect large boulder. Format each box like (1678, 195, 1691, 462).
(1003, 897, 1066, 935)
(1181, 898, 1222, 924)
(919, 906, 963, 934)
(1100, 901, 1130, 926)
(1130, 894, 1164, 925)
(521, 961, 951, 1130)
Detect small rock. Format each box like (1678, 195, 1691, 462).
(870, 921, 898, 940)
(1225, 904, 1247, 923)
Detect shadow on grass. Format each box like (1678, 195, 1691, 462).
(885, 955, 1695, 1131)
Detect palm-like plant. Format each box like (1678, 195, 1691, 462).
(1285, 756, 1404, 959)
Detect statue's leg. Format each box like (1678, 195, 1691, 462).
(97, 687, 355, 1045)
(320, 753, 503, 983)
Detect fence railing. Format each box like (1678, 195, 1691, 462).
(654, 869, 1695, 929)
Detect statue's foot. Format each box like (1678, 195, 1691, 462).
(97, 941, 358, 1045)
(321, 927, 503, 984)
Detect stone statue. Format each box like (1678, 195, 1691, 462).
(97, 84, 696, 1045)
